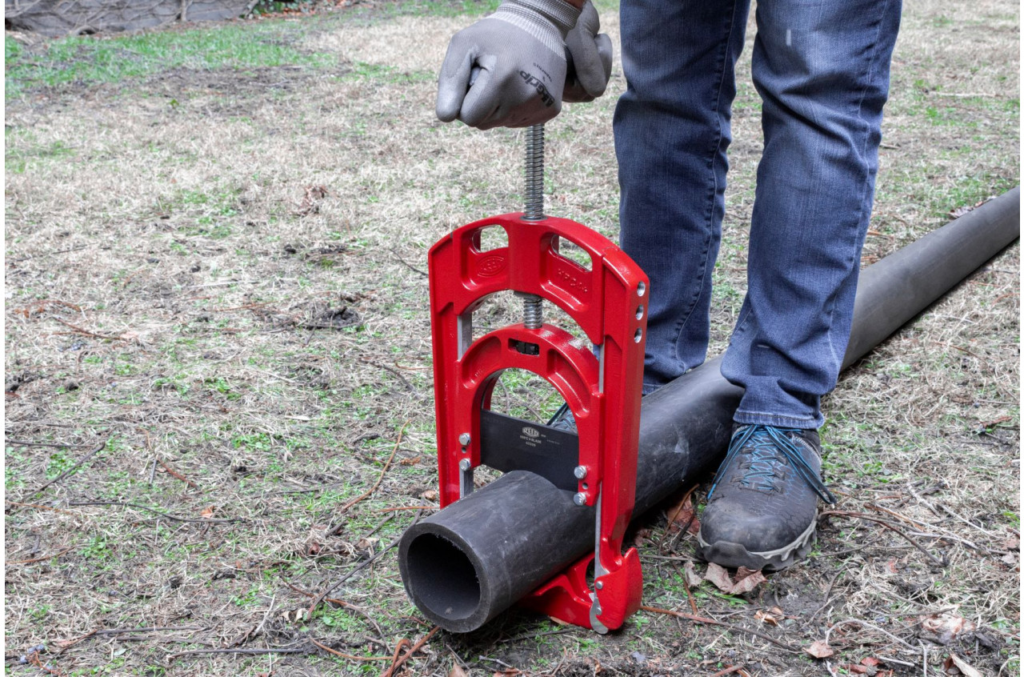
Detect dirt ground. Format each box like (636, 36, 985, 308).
(4, 0, 1020, 675)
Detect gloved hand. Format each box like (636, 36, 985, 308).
(436, 0, 581, 130)
(563, 1, 613, 103)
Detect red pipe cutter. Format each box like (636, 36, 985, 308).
(427, 125, 648, 632)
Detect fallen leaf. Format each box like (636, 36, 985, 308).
(977, 415, 1011, 432)
(400, 456, 422, 466)
(918, 613, 975, 645)
(849, 665, 870, 674)
(419, 489, 439, 501)
(295, 185, 329, 216)
(448, 665, 468, 677)
(633, 527, 653, 547)
(200, 505, 217, 519)
(729, 569, 766, 594)
(705, 563, 766, 594)
(280, 608, 308, 623)
(861, 657, 882, 666)
(948, 200, 986, 219)
(734, 566, 761, 582)
(755, 610, 779, 626)
(1002, 537, 1019, 551)
(947, 653, 982, 677)
(355, 537, 378, 551)
(683, 561, 703, 589)
(769, 606, 785, 616)
(1000, 552, 1017, 566)
(666, 493, 700, 535)
(705, 562, 735, 593)
(805, 640, 834, 659)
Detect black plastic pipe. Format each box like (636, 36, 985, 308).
(399, 187, 1020, 633)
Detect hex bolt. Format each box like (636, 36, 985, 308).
(573, 465, 588, 480)
(459, 459, 472, 471)
(458, 433, 471, 446)
(573, 492, 587, 506)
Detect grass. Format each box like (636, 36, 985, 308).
(4, 0, 1019, 674)
(5, 22, 336, 99)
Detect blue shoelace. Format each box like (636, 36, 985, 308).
(707, 425, 836, 504)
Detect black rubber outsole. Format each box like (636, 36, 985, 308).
(697, 520, 818, 572)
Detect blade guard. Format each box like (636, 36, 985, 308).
(428, 213, 648, 632)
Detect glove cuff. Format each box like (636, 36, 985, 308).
(513, 0, 581, 33)
(493, 0, 581, 48)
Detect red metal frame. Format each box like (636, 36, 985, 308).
(428, 212, 648, 631)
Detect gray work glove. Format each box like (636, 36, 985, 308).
(436, 0, 581, 130)
(563, 0, 613, 103)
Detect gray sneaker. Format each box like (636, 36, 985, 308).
(697, 424, 836, 571)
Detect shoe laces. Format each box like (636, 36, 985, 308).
(707, 425, 836, 504)
(546, 402, 577, 432)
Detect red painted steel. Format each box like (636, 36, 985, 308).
(427, 212, 649, 631)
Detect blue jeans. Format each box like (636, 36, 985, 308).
(614, 0, 902, 428)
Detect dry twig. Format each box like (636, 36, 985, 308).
(6, 500, 78, 515)
(821, 511, 946, 567)
(68, 501, 243, 524)
(338, 422, 408, 513)
(27, 439, 108, 496)
(380, 626, 440, 677)
(307, 510, 423, 615)
(4, 439, 86, 449)
(6, 548, 71, 565)
(167, 646, 309, 661)
(310, 638, 389, 662)
(52, 318, 125, 340)
(157, 460, 198, 488)
(640, 605, 800, 654)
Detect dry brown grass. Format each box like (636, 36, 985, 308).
(4, 0, 1019, 674)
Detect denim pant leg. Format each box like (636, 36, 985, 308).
(614, 0, 751, 394)
(722, 0, 903, 428)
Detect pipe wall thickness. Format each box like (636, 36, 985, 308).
(399, 187, 1020, 633)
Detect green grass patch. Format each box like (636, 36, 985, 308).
(5, 22, 336, 99)
(377, 0, 501, 19)
(928, 172, 1019, 218)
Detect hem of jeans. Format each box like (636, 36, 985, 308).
(733, 409, 824, 430)
(642, 381, 664, 396)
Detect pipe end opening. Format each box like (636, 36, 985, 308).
(405, 533, 482, 622)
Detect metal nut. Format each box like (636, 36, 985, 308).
(573, 465, 588, 480)
(573, 492, 587, 506)
(596, 581, 604, 590)
(459, 459, 471, 471)
(458, 433, 471, 446)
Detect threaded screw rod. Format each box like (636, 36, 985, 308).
(523, 124, 545, 221)
(519, 124, 546, 329)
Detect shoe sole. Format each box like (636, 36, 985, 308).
(696, 514, 817, 572)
